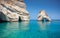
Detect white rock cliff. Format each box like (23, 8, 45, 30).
(37, 10, 51, 21)
(0, 0, 29, 22)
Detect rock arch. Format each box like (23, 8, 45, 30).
(38, 10, 51, 21)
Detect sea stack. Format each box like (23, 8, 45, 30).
(37, 10, 51, 21)
(0, 0, 29, 22)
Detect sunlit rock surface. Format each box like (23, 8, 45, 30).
(0, 0, 29, 21)
(37, 10, 51, 21)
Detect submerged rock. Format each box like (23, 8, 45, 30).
(0, 0, 29, 22)
(37, 10, 51, 21)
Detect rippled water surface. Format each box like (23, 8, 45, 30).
(0, 20, 60, 38)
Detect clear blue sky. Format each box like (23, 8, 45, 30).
(24, 0, 60, 20)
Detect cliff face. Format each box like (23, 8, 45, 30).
(37, 10, 51, 21)
(0, 0, 29, 21)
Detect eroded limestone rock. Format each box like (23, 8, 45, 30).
(0, 0, 29, 21)
(37, 10, 51, 21)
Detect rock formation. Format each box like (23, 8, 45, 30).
(0, 0, 29, 22)
(37, 10, 51, 21)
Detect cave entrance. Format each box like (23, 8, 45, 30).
(19, 16, 22, 21)
(42, 18, 49, 21)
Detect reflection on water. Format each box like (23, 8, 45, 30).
(0, 21, 29, 38)
(37, 21, 50, 38)
(38, 21, 50, 30)
(19, 21, 29, 31)
(0, 21, 60, 38)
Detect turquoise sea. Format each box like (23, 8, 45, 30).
(0, 20, 60, 38)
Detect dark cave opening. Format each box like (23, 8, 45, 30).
(19, 17, 22, 21)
